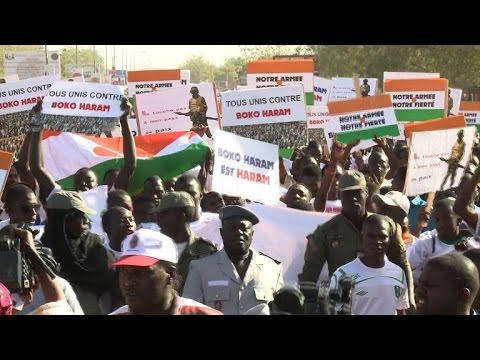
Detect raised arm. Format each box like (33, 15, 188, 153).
(28, 101, 57, 199)
(373, 136, 400, 178)
(314, 138, 359, 212)
(453, 166, 480, 231)
(15, 132, 37, 191)
(113, 98, 136, 191)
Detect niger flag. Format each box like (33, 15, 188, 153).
(42, 131, 208, 195)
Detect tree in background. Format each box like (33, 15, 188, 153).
(60, 47, 105, 78)
(180, 55, 216, 83)
(305, 45, 480, 91)
(0, 45, 44, 77)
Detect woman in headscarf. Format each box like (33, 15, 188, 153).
(41, 190, 120, 314)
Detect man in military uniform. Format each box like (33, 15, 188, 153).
(298, 170, 415, 310)
(182, 205, 284, 315)
(175, 86, 212, 138)
(440, 129, 466, 190)
(156, 191, 217, 295)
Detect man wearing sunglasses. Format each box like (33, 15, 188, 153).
(0, 183, 43, 240)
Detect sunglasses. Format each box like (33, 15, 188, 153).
(19, 204, 41, 214)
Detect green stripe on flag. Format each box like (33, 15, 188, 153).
(57, 143, 208, 196)
(394, 109, 445, 122)
(337, 124, 400, 144)
(279, 148, 294, 159)
(305, 92, 314, 106)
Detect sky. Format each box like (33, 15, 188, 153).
(49, 45, 244, 70)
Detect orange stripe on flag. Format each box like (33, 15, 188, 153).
(127, 69, 181, 82)
(0, 151, 13, 170)
(247, 59, 314, 74)
(327, 94, 392, 115)
(404, 115, 465, 138)
(384, 78, 448, 92)
(460, 101, 480, 111)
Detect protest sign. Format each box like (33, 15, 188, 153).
(221, 85, 307, 148)
(38, 82, 124, 134)
(459, 101, 480, 131)
(0, 151, 14, 199)
(449, 88, 462, 116)
(307, 106, 329, 148)
(212, 129, 279, 206)
(383, 71, 440, 91)
(247, 59, 314, 105)
(327, 94, 399, 144)
(0, 75, 59, 116)
(404, 115, 466, 138)
(0, 75, 60, 138)
(405, 125, 475, 196)
(42, 82, 124, 117)
(313, 76, 333, 106)
(331, 77, 378, 100)
(384, 78, 448, 122)
(127, 69, 190, 97)
(134, 82, 219, 141)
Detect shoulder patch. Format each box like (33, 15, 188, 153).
(259, 252, 281, 265)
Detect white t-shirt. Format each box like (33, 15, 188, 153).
(329, 257, 409, 315)
(408, 229, 480, 282)
(137, 222, 160, 232)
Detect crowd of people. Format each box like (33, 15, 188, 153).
(0, 135, 24, 157)
(0, 95, 480, 316)
(225, 122, 308, 149)
(0, 111, 30, 138)
(34, 114, 119, 135)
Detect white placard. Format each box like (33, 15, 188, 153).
(0, 75, 60, 115)
(449, 88, 462, 116)
(313, 76, 333, 106)
(405, 126, 475, 196)
(212, 129, 279, 206)
(221, 85, 306, 126)
(331, 77, 377, 100)
(42, 82, 124, 117)
(135, 82, 219, 138)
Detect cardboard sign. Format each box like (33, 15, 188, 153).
(42, 82, 124, 117)
(405, 126, 475, 196)
(247, 59, 314, 105)
(384, 78, 448, 122)
(313, 76, 333, 106)
(0, 150, 14, 200)
(0, 75, 59, 116)
(221, 85, 307, 148)
(331, 77, 378, 100)
(212, 129, 279, 205)
(459, 101, 480, 131)
(327, 94, 399, 144)
(134, 82, 219, 140)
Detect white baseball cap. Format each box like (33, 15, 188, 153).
(373, 191, 410, 217)
(113, 229, 178, 267)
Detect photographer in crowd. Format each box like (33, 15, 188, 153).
(0, 225, 74, 315)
